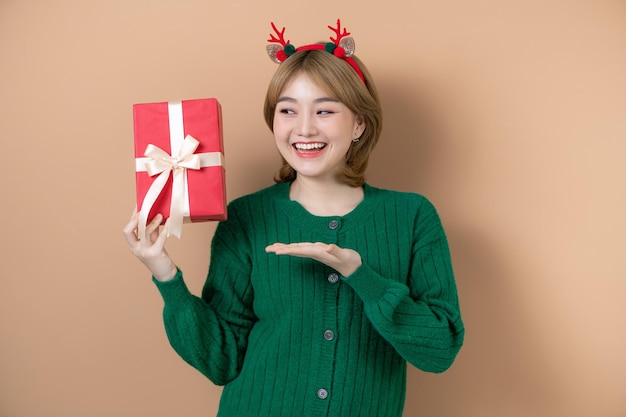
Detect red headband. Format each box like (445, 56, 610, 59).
(266, 19, 365, 84)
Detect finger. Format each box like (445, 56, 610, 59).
(325, 245, 351, 265)
(269, 242, 313, 253)
(266, 243, 326, 259)
(325, 244, 341, 255)
(265, 243, 283, 253)
(143, 214, 163, 241)
(153, 217, 171, 249)
(123, 213, 140, 245)
(148, 214, 164, 243)
(265, 242, 301, 253)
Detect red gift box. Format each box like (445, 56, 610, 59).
(133, 98, 226, 238)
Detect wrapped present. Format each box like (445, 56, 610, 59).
(133, 98, 226, 238)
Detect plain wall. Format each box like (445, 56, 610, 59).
(1, 1, 625, 416)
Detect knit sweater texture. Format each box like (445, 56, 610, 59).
(154, 181, 464, 417)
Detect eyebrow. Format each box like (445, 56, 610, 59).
(276, 96, 340, 104)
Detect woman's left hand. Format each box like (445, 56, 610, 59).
(265, 242, 362, 277)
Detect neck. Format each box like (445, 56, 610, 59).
(289, 177, 364, 217)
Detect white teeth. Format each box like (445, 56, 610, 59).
(294, 143, 326, 150)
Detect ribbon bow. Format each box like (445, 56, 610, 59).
(138, 134, 203, 239)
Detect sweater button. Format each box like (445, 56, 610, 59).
(324, 330, 335, 341)
(317, 388, 329, 399)
(328, 219, 339, 230)
(327, 272, 339, 284)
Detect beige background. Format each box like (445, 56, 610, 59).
(1, 1, 625, 416)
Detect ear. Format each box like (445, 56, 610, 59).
(354, 115, 366, 136)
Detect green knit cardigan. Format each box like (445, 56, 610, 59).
(154, 182, 464, 417)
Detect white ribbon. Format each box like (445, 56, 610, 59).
(136, 102, 224, 239)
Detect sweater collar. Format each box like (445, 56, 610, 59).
(274, 181, 381, 233)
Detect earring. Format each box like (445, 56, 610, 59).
(352, 138, 360, 143)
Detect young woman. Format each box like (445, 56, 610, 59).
(124, 20, 464, 417)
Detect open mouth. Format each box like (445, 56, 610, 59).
(293, 142, 327, 152)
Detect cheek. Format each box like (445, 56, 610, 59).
(272, 123, 287, 140)
(273, 117, 296, 141)
(272, 124, 291, 150)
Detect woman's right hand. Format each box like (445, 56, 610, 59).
(123, 209, 178, 282)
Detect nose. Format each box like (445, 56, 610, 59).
(295, 113, 317, 137)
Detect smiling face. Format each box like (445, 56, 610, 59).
(273, 72, 365, 183)
(264, 49, 382, 186)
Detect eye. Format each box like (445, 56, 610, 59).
(317, 110, 335, 115)
(278, 108, 295, 115)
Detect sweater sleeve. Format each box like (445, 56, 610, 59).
(341, 198, 464, 373)
(153, 209, 256, 385)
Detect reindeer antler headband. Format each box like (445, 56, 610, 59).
(266, 19, 365, 84)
